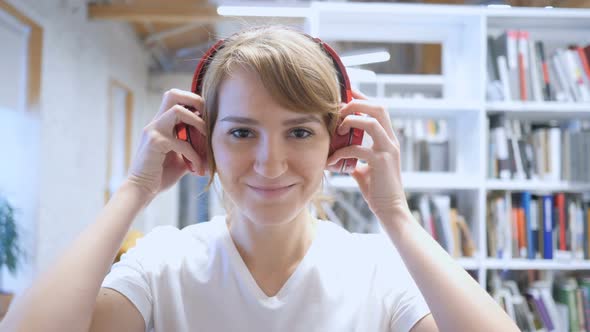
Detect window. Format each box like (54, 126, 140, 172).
(0, 7, 29, 112)
(105, 80, 134, 204)
(0, 1, 42, 109)
(0, 1, 42, 294)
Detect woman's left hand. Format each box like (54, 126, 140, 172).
(326, 89, 409, 220)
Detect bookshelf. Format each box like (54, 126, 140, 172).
(329, 172, 481, 191)
(304, 2, 590, 290)
(486, 179, 590, 193)
(485, 258, 590, 271)
(487, 102, 590, 119)
(203, 3, 590, 300)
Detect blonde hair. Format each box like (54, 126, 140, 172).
(200, 25, 341, 219)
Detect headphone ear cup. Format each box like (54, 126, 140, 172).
(328, 127, 354, 174)
(175, 122, 208, 172)
(187, 125, 208, 164)
(328, 111, 365, 174)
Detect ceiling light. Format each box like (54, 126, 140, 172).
(217, 5, 310, 17)
(341, 51, 390, 67)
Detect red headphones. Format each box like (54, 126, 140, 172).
(175, 32, 364, 174)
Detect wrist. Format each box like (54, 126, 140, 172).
(118, 179, 156, 207)
(372, 195, 410, 221)
(377, 204, 416, 239)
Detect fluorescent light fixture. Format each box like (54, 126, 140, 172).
(346, 68, 377, 82)
(217, 5, 310, 17)
(341, 51, 390, 67)
(487, 4, 512, 8)
(544, 5, 554, 8)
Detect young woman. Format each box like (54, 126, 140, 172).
(1, 26, 519, 332)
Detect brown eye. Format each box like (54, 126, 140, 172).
(290, 128, 313, 139)
(229, 128, 254, 139)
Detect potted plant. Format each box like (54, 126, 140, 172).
(0, 197, 23, 319)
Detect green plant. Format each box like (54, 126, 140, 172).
(0, 198, 23, 276)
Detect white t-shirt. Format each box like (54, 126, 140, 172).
(102, 215, 431, 332)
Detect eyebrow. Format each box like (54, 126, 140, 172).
(219, 115, 322, 126)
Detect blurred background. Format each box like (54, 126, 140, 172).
(2, 0, 590, 329)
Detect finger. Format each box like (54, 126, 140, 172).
(350, 163, 370, 196)
(351, 88, 369, 100)
(159, 105, 207, 137)
(326, 144, 373, 166)
(170, 139, 202, 173)
(158, 89, 204, 117)
(336, 114, 393, 151)
(339, 100, 395, 142)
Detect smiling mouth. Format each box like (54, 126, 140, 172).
(247, 184, 296, 198)
(248, 184, 294, 190)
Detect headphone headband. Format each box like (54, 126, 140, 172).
(191, 33, 352, 104)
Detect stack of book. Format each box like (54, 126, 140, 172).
(328, 191, 382, 234)
(488, 115, 590, 182)
(391, 118, 450, 172)
(487, 191, 590, 260)
(554, 277, 590, 332)
(408, 194, 475, 258)
(490, 274, 590, 332)
(487, 30, 590, 102)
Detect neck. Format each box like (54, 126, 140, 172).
(227, 209, 317, 275)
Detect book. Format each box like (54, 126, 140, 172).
(522, 192, 535, 259)
(409, 194, 475, 258)
(542, 195, 554, 259)
(493, 30, 520, 101)
(490, 114, 511, 179)
(486, 30, 590, 103)
(535, 41, 552, 101)
(517, 31, 530, 101)
(489, 119, 590, 182)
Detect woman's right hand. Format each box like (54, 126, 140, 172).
(127, 89, 206, 197)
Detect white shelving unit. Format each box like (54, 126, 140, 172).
(487, 102, 590, 119)
(486, 179, 590, 193)
(329, 172, 481, 191)
(306, 2, 590, 288)
(205, 2, 590, 289)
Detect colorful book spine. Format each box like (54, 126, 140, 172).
(543, 195, 554, 259)
(522, 192, 535, 259)
(556, 193, 566, 251)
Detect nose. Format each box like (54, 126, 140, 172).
(253, 135, 287, 179)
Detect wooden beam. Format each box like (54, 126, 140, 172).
(554, 0, 590, 7)
(144, 22, 204, 46)
(88, 4, 221, 23)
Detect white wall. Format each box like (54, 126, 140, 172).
(2, 0, 151, 289)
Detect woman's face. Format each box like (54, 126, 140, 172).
(211, 66, 331, 226)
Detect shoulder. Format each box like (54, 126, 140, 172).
(318, 221, 418, 293)
(317, 221, 404, 269)
(121, 216, 227, 271)
(332, 224, 415, 287)
(321, 221, 400, 259)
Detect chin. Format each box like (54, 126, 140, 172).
(239, 203, 304, 227)
(223, 181, 318, 226)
